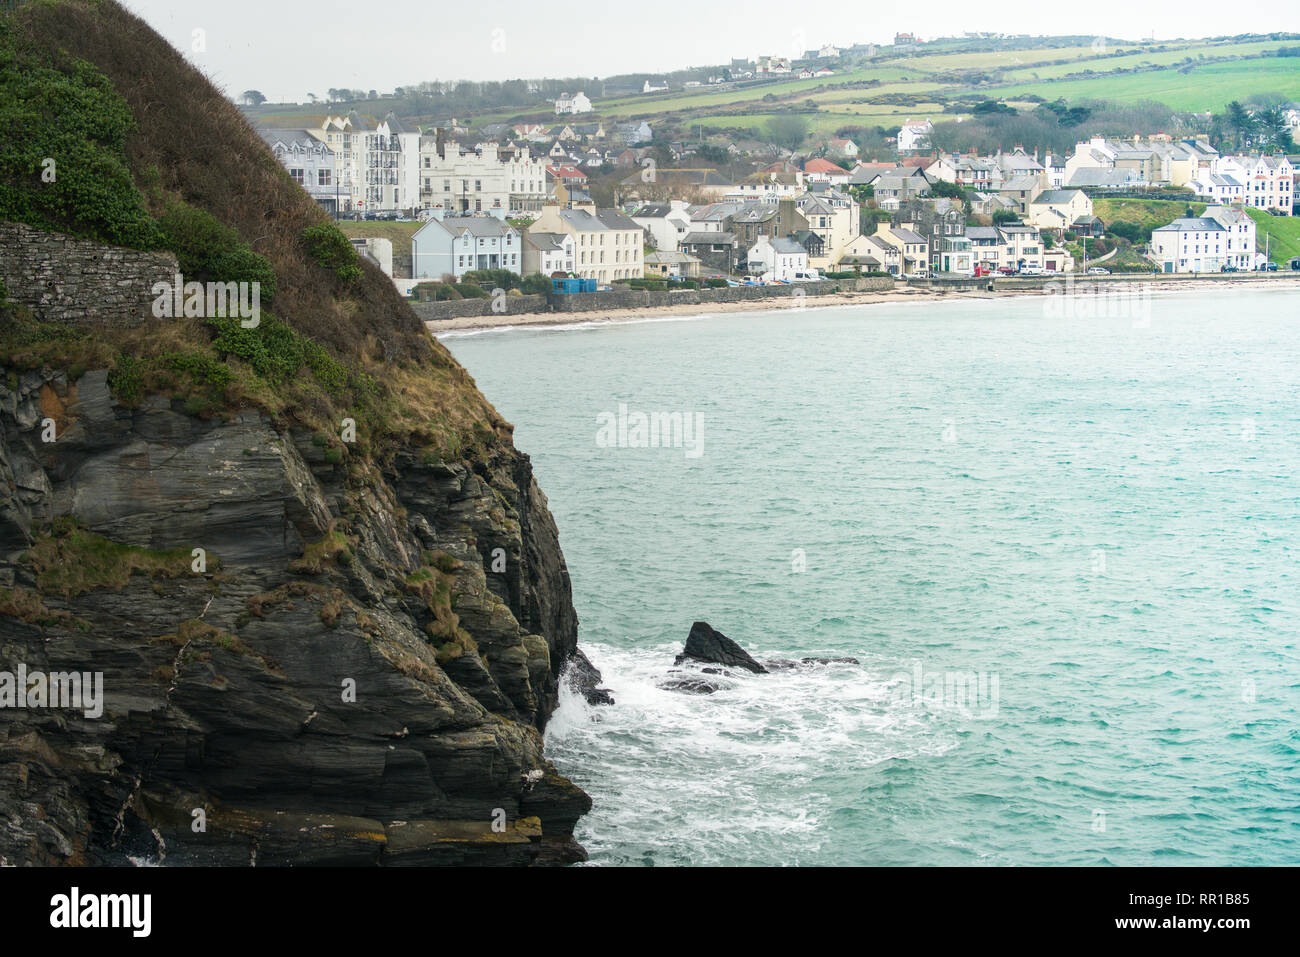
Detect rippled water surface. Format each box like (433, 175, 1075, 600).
(444, 288, 1300, 866)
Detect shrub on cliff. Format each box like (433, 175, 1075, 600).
(155, 202, 277, 300)
(206, 314, 347, 394)
(0, 17, 161, 249)
(303, 223, 363, 285)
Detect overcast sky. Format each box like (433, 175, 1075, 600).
(120, 0, 1300, 104)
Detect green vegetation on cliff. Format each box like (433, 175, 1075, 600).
(0, 15, 160, 247)
(0, 0, 510, 464)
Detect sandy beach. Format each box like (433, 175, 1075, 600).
(428, 275, 1300, 335)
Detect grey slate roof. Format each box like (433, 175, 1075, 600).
(1154, 217, 1225, 232)
(681, 231, 737, 245)
(1032, 189, 1083, 205)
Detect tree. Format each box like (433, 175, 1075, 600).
(1253, 107, 1297, 152)
(765, 114, 810, 151)
(240, 90, 266, 106)
(929, 179, 973, 216)
(992, 210, 1020, 225)
(1225, 101, 1256, 149)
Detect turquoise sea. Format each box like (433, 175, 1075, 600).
(444, 287, 1300, 866)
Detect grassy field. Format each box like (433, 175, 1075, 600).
(1093, 198, 1207, 232)
(1089, 201, 1300, 265)
(893, 45, 1103, 72)
(238, 34, 1300, 149)
(988, 57, 1300, 111)
(337, 220, 422, 261)
(1244, 209, 1300, 263)
(581, 40, 1300, 138)
(997, 40, 1297, 82)
(592, 66, 920, 115)
(694, 112, 886, 137)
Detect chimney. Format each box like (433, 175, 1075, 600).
(436, 127, 447, 160)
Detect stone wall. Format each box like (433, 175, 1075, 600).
(546, 279, 846, 313)
(839, 276, 896, 293)
(0, 222, 179, 325)
(411, 294, 549, 321)
(412, 277, 895, 321)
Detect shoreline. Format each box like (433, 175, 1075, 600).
(428, 275, 1300, 336)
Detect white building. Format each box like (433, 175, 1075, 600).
(631, 200, 693, 252)
(258, 128, 342, 215)
(1189, 171, 1245, 205)
(314, 112, 421, 213)
(1149, 205, 1256, 273)
(897, 119, 933, 153)
(827, 137, 859, 158)
(1208, 205, 1257, 270)
(554, 91, 593, 115)
(529, 204, 644, 283)
(418, 137, 549, 216)
(522, 231, 576, 276)
(411, 216, 522, 280)
(1215, 155, 1293, 216)
(747, 235, 808, 281)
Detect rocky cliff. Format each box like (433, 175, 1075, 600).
(0, 365, 592, 866)
(0, 0, 597, 866)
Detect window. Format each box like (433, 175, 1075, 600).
(318, 169, 332, 186)
(290, 168, 304, 184)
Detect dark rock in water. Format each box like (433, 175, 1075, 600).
(764, 656, 861, 670)
(658, 675, 723, 695)
(675, 621, 767, 674)
(565, 648, 615, 706)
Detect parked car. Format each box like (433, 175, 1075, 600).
(1018, 266, 1046, 276)
(1220, 265, 1239, 273)
(1086, 267, 1110, 275)
(1256, 262, 1278, 272)
(996, 266, 1017, 276)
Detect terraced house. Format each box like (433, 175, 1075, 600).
(529, 205, 644, 283)
(313, 111, 420, 213)
(1148, 205, 1258, 273)
(418, 137, 548, 217)
(257, 128, 341, 216)
(1216, 155, 1294, 215)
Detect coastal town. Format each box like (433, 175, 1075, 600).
(248, 33, 1300, 304)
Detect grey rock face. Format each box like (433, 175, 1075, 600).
(0, 367, 591, 866)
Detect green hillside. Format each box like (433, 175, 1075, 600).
(239, 35, 1300, 146)
(1245, 208, 1300, 263)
